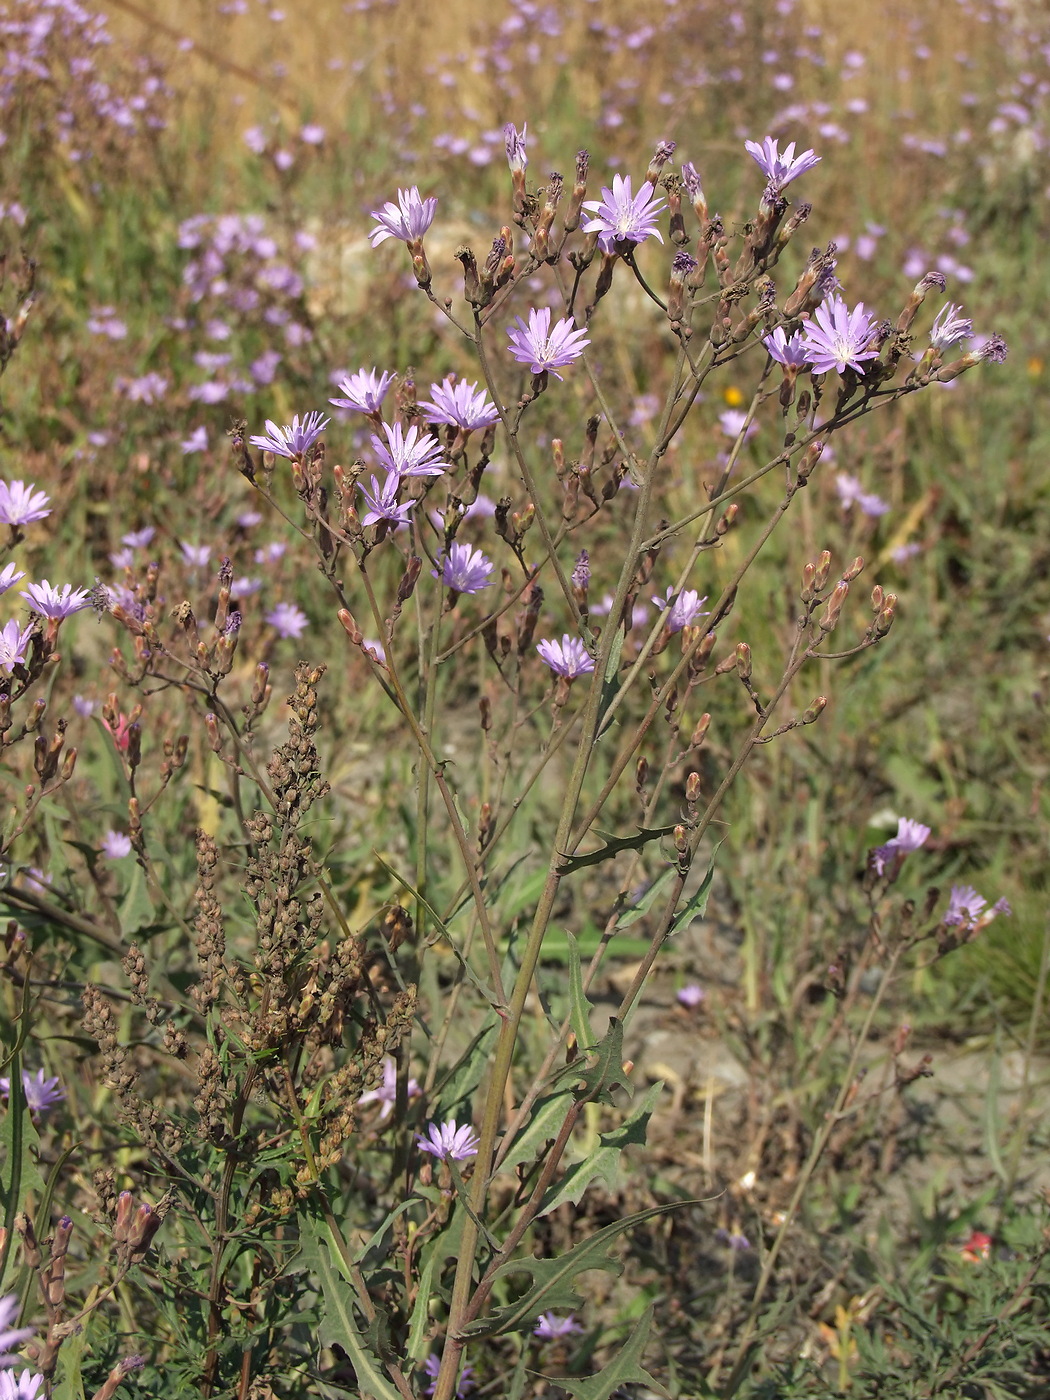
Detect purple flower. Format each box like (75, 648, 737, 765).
(801, 296, 880, 375)
(871, 817, 931, 875)
(434, 544, 493, 594)
(20, 581, 91, 619)
(537, 635, 595, 679)
(423, 1355, 474, 1397)
(571, 550, 590, 590)
(0, 1367, 45, 1396)
(122, 527, 156, 549)
(976, 334, 1008, 365)
(0, 1068, 65, 1115)
(930, 302, 973, 349)
(582, 174, 666, 253)
(249, 411, 330, 459)
(944, 885, 1010, 932)
(835, 473, 889, 517)
(507, 308, 590, 380)
(677, 983, 705, 1008)
(369, 186, 437, 247)
(715, 1228, 752, 1251)
(181, 425, 209, 454)
(0, 564, 26, 596)
(0, 481, 50, 527)
(504, 122, 527, 172)
(371, 422, 446, 479)
(180, 542, 211, 568)
(299, 123, 325, 144)
(101, 830, 133, 860)
(0, 1294, 34, 1367)
(718, 409, 756, 441)
(265, 603, 309, 638)
(330, 368, 395, 416)
(417, 1119, 480, 1162)
(417, 377, 499, 431)
(359, 1057, 419, 1120)
(534, 1312, 583, 1339)
(0, 620, 34, 673)
(763, 327, 811, 368)
(744, 136, 821, 194)
(358, 474, 415, 528)
(653, 589, 709, 633)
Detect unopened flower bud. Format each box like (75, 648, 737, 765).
(716, 502, 738, 535)
(841, 556, 864, 582)
(127, 1202, 161, 1259)
(674, 824, 689, 854)
(802, 695, 827, 724)
(113, 1191, 135, 1243)
(61, 746, 77, 780)
(685, 771, 702, 804)
(690, 713, 711, 748)
(635, 756, 649, 791)
(204, 712, 223, 753)
(396, 555, 423, 604)
(874, 594, 898, 637)
(819, 582, 849, 631)
(813, 549, 832, 591)
(735, 642, 752, 680)
(871, 584, 884, 611)
(800, 561, 816, 602)
(796, 439, 824, 485)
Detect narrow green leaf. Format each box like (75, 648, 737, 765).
(298, 1212, 403, 1400)
(498, 1087, 577, 1177)
(565, 931, 592, 1051)
(558, 826, 677, 877)
(460, 1201, 696, 1338)
(558, 1305, 669, 1400)
(595, 624, 626, 740)
(538, 1082, 664, 1215)
(668, 858, 717, 936)
(615, 863, 677, 930)
(117, 859, 155, 937)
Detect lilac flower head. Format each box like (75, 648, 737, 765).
(835, 473, 889, 517)
(653, 589, 709, 633)
(571, 550, 590, 590)
(944, 886, 1010, 932)
(677, 983, 705, 1008)
(417, 1119, 480, 1161)
(180, 542, 211, 568)
(248, 411, 329, 459)
(930, 303, 973, 350)
(0, 620, 34, 674)
(0, 481, 50, 527)
(358, 474, 415, 528)
(0, 564, 26, 597)
(417, 377, 499, 431)
(537, 635, 595, 679)
(20, 581, 91, 619)
(329, 368, 395, 416)
(801, 296, 880, 375)
(507, 308, 590, 380)
(763, 327, 811, 368)
(101, 827, 132, 860)
(0, 1293, 35, 1366)
(371, 422, 446, 479)
(871, 816, 931, 875)
(0, 1366, 45, 1397)
(359, 1057, 419, 1121)
(745, 137, 821, 194)
(534, 1312, 583, 1339)
(369, 186, 437, 247)
(0, 1068, 65, 1115)
(181, 425, 209, 455)
(423, 1354, 474, 1397)
(124, 527, 157, 550)
(504, 122, 527, 172)
(434, 544, 493, 595)
(265, 602, 309, 638)
(581, 174, 666, 253)
(681, 161, 705, 201)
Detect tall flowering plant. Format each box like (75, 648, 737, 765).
(0, 126, 1013, 1399)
